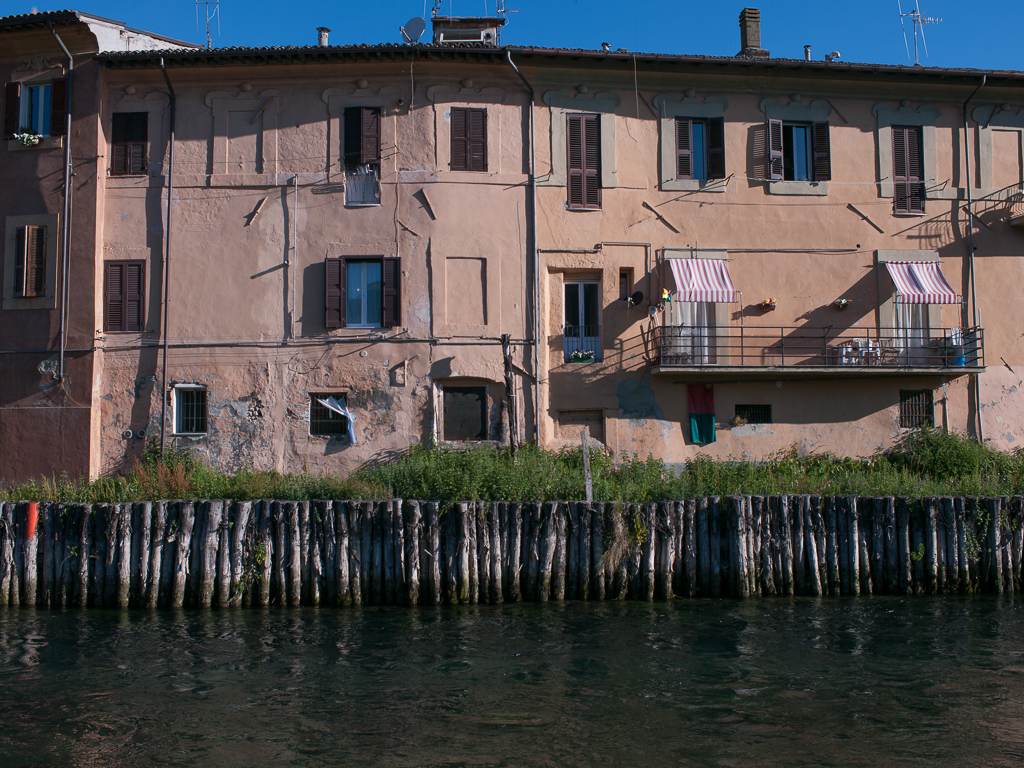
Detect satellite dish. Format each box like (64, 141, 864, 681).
(624, 291, 644, 306)
(401, 16, 426, 44)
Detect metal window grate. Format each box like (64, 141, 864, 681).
(899, 389, 934, 429)
(345, 164, 380, 205)
(735, 404, 772, 424)
(309, 393, 349, 437)
(175, 387, 207, 434)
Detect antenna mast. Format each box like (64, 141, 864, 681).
(898, 0, 941, 66)
(196, 0, 221, 50)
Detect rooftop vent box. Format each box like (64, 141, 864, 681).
(431, 16, 504, 46)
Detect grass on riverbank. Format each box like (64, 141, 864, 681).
(2, 429, 1021, 503)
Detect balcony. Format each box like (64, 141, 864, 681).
(652, 325, 984, 378)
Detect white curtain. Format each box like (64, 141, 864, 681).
(665, 301, 717, 364)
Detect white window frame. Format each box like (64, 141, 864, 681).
(172, 384, 208, 436)
(563, 279, 602, 362)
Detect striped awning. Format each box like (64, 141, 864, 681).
(667, 258, 738, 303)
(884, 261, 959, 304)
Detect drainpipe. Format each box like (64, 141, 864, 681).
(159, 58, 176, 452)
(963, 75, 986, 442)
(46, 21, 73, 383)
(507, 52, 540, 444)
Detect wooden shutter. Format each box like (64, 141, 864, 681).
(14, 227, 26, 297)
(104, 260, 144, 332)
(706, 117, 726, 179)
(4, 82, 20, 139)
(105, 262, 124, 331)
(767, 118, 783, 180)
(325, 257, 344, 328)
(49, 78, 66, 136)
(811, 121, 831, 181)
(466, 108, 486, 171)
(450, 107, 468, 170)
(567, 114, 585, 207)
(675, 118, 692, 179)
(361, 108, 381, 164)
(110, 143, 128, 175)
(129, 142, 146, 175)
(344, 107, 381, 166)
(16, 226, 46, 298)
(893, 125, 925, 214)
(124, 261, 144, 332)
(112, 113, 148, 176)
(567, 113, 601, 209)
(583, 115, 601, 208)
(382, 257, 401, 328)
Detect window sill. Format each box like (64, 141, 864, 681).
(7, 136, 62, 152)
(344, 202, 382, 208)
(172, 433, 208, 439)
(891, 212, 927, 218)
(768, 180, 828, 196)
(661, 178, 728, 193)
(2, 295, 56, 310)
(565, 205, 602, 212)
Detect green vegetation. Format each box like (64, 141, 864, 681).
(2, 430, 1023, 503)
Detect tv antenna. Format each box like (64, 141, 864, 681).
(196, 0, 220, 50)
(898, 0, 941, 66)
(401, 16, 427, 44)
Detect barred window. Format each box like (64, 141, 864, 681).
(735, 404, 772, 424)
(309, 393, 349, 438)
(899, 389, 934, 429)
(174, 386, 207, 435)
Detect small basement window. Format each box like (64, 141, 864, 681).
(900, 389, 934, 429)
(443, 386, 487, 441)
(309, 393, 350, 438)
(735, 404, 772, 424)
(173, 385, 208, 435)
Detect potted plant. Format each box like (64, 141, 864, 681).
(569, 349, 596, 363)
(758, 297, 777, 311)
(835, 298, 852, 310)
(13, 128, 42, 147)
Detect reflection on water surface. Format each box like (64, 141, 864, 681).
(1, 599, 1023, 767)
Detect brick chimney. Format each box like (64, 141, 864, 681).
(737, 8, 769, 58)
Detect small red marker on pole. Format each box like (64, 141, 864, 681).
(26, 502, 39, 540)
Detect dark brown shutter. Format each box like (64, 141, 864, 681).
(111, 143, 128, 176)
(675, 118, 692, 179)
(706, 117, 726, 179)
(893, 125, 924, 214)
(105, 261, 124, 331)
(344, 107, 381, 166)
(4, 82, 20, 139)
(568, 113, 601, 209)
(14, 226, 26, 297)
(567, 114, 585, 207)
(49, 78, 66, 136)
(25, 226, 45, 297)
(768, 118, 783, 180)
(450, 107, 468, 170)
(361, 108, 380, 164)
(811, 121, 831, 181)
(325, 257, 344, 328)
(382, 257, 401, 328)
(124, 261, 145, 332)
(129, 142, 146, 175)
(466, 108, 486, 171)
(583, 114, 601, 208)
(906, 126, 924, 213)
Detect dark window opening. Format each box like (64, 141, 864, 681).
(111, 112, 147, 176)
(444, 386, 487, 441)
(175, 387, 208, 435)
(344, 106, 382, 205)
(619, 269, 631, 300)
(14, 225, 46, 298)
(450, 107, 487, 171)
(735, 404, 772, 424)
(309, 393, 349, 437)
(900, 389, 934, 429)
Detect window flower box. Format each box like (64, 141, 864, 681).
(758, 298, 777, 311)
(569, 350, 596, 363)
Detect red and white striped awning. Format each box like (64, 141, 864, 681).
(667, 258, 738, 303)
(884, 261, 959, 304)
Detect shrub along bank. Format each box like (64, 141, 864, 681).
(2, 430, 1022, 504)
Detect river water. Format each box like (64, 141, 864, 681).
(1, 598, 1022, 767)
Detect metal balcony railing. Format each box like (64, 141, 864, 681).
(345, 164, 380, 206)
(563, 325, 601, 362)
(653, 325, 984, 369)
(1004, 182, 1024, 223)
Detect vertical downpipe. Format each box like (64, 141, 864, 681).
(159, 59, 177, 452)
(963, 76, 986, 441)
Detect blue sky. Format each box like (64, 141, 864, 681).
(3, 1, 1023, 70)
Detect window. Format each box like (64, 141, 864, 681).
(13, 225, 46, 298)
(450, 107, 487, 171)
(309, 393, 350, 438)
(563, 280, 601, 361)
(344, 107, 381, 205)
(619, 269, 632, 301)
(4, 80, 65, 139)
(325, 257, 401, 329)
(899, 389, 934, 429)
(768, 120, 830, 182)
(567, 113, 601, 209)
(174, 386, 208, 435)
(443, 386, 487, 441)
(735, 404, 772, 424)
(676, 117, 725, 180)
(110, 113, 147, 176)
(104, 260, 145, 333)
(892, 125, 925, 214)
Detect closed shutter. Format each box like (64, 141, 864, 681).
(893, 125, 925, 214)
(811, 121, 831, 181)
(124, 261, 145, 332)
(104, 260, 145, 332)
(325, 257, 344, 328)
(767, 118, 783, 180)
(583, 115, 601, 208)
(567, 113, 601, 209)
(49, 78, 66, 136)
(343, 107, 381, 166)
(16, 226, 46, 298)
(110, 143, 128, 176)
(112, 113, 148, 176)
(361, 107, 380, 164)
(466, 108, 486, 171)
(382, 257, 401, 328)
(105, 262, 124, 331)
(129, 143, 146, 175)
(450, 107, 468, 170)
(706, 117, 726, 179)
(4, 82, 20, 139)
(675, 118, 692, 179)
(14, 227, 26, 297)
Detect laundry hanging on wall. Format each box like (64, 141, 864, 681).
(688, 384, 716, 444)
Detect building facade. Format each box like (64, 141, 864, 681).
(2, 8, 1023, 483)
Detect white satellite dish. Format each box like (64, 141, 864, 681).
(401, 16, 426, 44)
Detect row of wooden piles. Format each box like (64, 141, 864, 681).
(0, 496, 1021, 608)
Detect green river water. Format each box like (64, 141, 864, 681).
(1, 598, 1022, 767)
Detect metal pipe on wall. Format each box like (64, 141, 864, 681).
(46, 21, 73, 383)
(159, 58, 177, 452)
(963, 75, 986, 442)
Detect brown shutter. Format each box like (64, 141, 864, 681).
(129, 143, 146, 175)
(111, 143, 128, 176)
(675, 118, 692, 179)
(893, 125, 924, 214)
(382, 257, 401, 328)
(706, 117, 726, 179)
(768, 118, 783, 180)
(344, 107, 381, 166)
(361, 108, 381, 164)
(105, 261, 124, 332)
(125, 260, 145, 332)
(567, 113, 585, 207)
(466, 108, 486, 171)
(49, 78, 66, 136)
(4, 82, 20, 139)
(14, 226, 26, 297)
(325, 257, 344, 328)
(906, 126, 924, 214)
(25, 226, 45, 297)
(582, 114, 601, 208)
(811, 121, 831, 181)
(450, 107, 468, 170)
